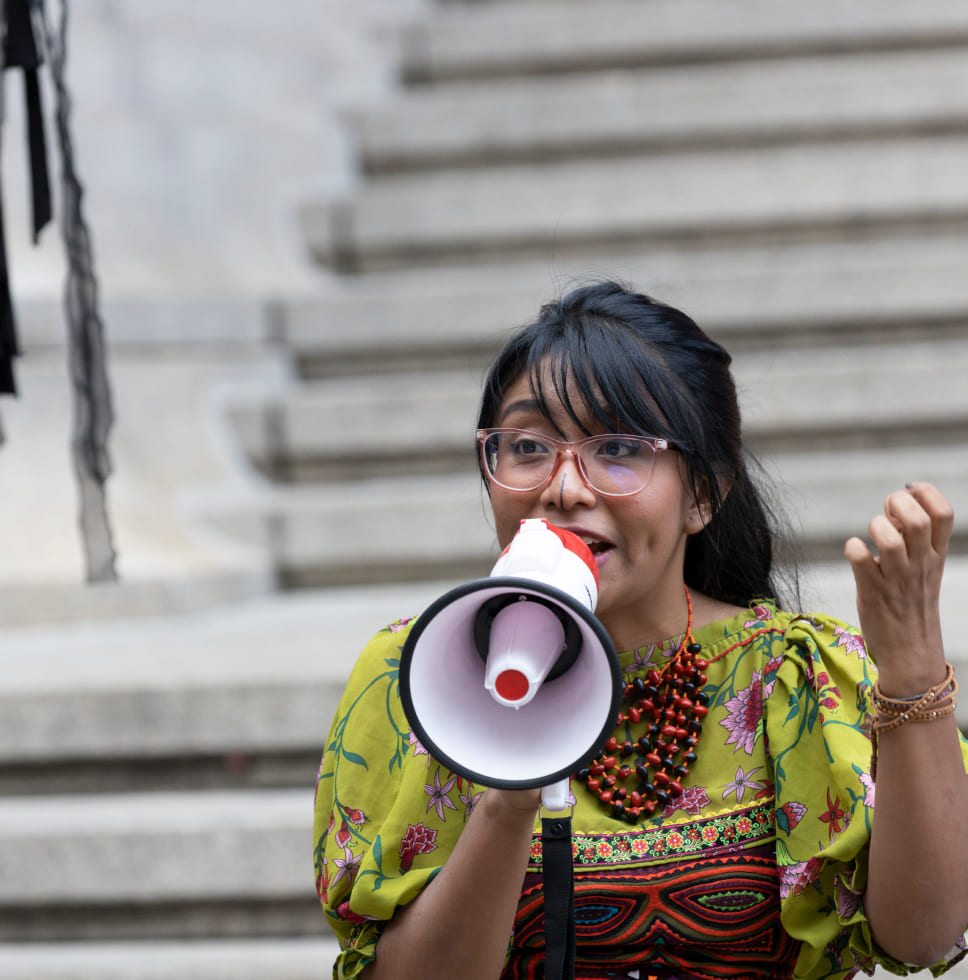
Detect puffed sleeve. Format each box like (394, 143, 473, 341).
(313, 617, 484, 979)
(767, 614, 968, 978)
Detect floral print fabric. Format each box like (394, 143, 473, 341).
(313, 602, 968, 979)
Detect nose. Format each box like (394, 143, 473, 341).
(540, 449, 597, 511)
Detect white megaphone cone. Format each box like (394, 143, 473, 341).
(399, 518, 621, 812)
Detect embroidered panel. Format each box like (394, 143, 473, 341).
(528, 802, 776, 871)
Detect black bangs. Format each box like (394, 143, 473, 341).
(522, 313, 680, 444)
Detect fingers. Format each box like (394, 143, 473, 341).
(846, 484, 954, 573)
(904, 482, 955, 556)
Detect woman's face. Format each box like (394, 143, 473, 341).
(487, 364, 707, 650)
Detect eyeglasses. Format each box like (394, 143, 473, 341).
(477, 428, 672, 497)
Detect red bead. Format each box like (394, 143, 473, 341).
(602, 756, 617, 769)
(640, 698, 655, 713)
(646, 753, 662, 767)
(628, 706, 641, 724)
(654, 772, 670, 786)
(643, 800, 656, 814)
(618, 766, 631, 779)
(647, 670, 661, 686)
(693, 705, 709, 718)
(605, 737, 618, 752)
(591, 763, 605, 776)
(661, 724, 677, 739)
(599, 790, 612, 803)
(630, 791, 642, 806)
(669, 780, 683, 797)
(587, 778, 600, 791)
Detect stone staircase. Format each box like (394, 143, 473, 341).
(5, 0, 968, 976)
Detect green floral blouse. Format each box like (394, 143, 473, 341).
(313, 601, 968, 979)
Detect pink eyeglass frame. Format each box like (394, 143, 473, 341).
(476, 427, 672, 497)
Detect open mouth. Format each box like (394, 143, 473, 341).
(579, 536, 614, 561)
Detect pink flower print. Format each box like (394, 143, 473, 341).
(425, 767, 459, 821)
(388, 616, 416, 633)
(745, 604, 773, 629)
(345, 807, 366, 828)
(459, 782, 484, 819)
(722, 764, 767, 804)
(331, 845, 361, 888)
(775, 800, 807, 835)
(720, 672, 764, 755)
(836, 879, 862, 920)
(408, 731, 429, 758)
(400, 822, 438, 871)
(624, 643, 657, 675)
(762, 656, 783, 699)
(334, 899, 376, 925)
(833, 625, 866, 659)
(859, 770, 875, 807)
(663, 784, 710, 818)
(335, 820, 351, 849)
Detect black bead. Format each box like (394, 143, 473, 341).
(683, 682, 696, 694)
(637, 736, 652, 754)
(635, 764, 650, 780)
(611, 802, 626, 819)
(648, 724, 661, 736)
(576, 768, 590, 782)
(643, 782, 656, 797)
(625, 809, 639, 824)
(684, 751, 698, 764)
(696, 691, 710, 706)
(633, 677, 647, 695)
(674, 765, 689, 779)
(661, 756, 675, 771)
(687, 643, 702, 654)
(688, 720, 703, 733)
(621, 741, 635, 757)
(645, 685, 659, 699)
(655, 790, 670, 806)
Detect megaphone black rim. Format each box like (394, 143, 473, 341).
(398, 575, 622, 792)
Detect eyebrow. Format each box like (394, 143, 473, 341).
(499, 398, 541, 422)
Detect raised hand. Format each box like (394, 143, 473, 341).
(844, 482, 954, 696)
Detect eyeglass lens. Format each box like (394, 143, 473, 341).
(481, 431, 658, 495)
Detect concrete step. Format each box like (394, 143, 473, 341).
(304, 135, 968, 272)
(280, 234, 968, 376)
(228, 368, 482, 482)
(0, 788, 317, 941)
(358, 48, 968, 173)
(0, 940, 340, 980)
(205, 440, 968, 587)
(0, 584, 450, 775)
(227, 338, 968, 481)
(401, 0, 968, 82)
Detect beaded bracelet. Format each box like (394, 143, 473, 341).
(870, 663, 958, 779)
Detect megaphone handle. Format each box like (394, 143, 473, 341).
(541, 814, 576, 980)
(540, 777, 571, 812)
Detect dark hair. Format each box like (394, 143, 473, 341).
(477, 280, 796, 609)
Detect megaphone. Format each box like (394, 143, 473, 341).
(399, 518, 622, 811)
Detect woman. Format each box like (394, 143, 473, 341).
(314, 281, 968, 979)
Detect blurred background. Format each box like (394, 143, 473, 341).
(2, 0, 968, 976)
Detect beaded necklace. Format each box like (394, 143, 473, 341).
(576, 585, 709, 823)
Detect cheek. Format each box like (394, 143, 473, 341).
(489, 490, 529, 548)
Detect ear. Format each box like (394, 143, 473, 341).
(684, 475, 730, 535)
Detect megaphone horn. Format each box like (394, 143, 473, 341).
(399, 519, 622, 810)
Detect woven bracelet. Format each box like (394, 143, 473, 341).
(870, 663, 958, 780)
